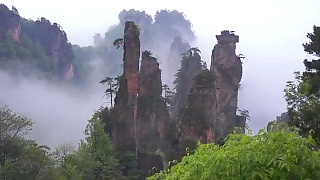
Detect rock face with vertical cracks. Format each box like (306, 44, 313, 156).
(210, 30, 243, 140)
(137, 51, 170, 150)
(110, 21, 170, 178)
(112, 21, 140, 149)
(165, 36, 190, 86)
(136, 51, 170, 176)
(123, 21, 141, 106)
(179, 69, 216, 146)
(179, 30, 244, 147)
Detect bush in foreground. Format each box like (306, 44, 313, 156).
(147, 129, 320, 180)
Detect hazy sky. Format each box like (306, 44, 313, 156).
(1, 0, 320, 144)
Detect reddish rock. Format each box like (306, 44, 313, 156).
(179, 30, 245, 146)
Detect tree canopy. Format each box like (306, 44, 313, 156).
(285, 25, 320, 145)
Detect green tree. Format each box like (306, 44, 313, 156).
(100, 76, 120, 107)
(71, 112, 123, 179)
(0, 106, 61, 180)
(52, 142, 81, 179)
(113, 38, 124, 49)
(9, 141, 59, 180)
(285, 71, 320, 145)
(0, 105, 34, 176)
(285, 25, 320, 145)
(148, 129, 320, 179)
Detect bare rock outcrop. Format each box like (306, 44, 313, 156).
(137, 51, 170, 150)
(109, 21, 171, 178)
(179, 69, 216, 145)
(112, 21, 141, 149)
(8, 6, 20, 42)
(210, 30, 243, 140)
(179, 30, 244, 147)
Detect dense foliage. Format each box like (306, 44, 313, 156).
(0, 105, 124, 180)
(285, 25, 320, 145)
(0, 105, 60, 179)
(148, 129, 320, 179)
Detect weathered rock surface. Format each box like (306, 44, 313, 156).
(7, 6, 20, 42)
(0, 4, 74, 81)
(210, 30, 243, 140)
(137, 50, 170, 150)
(179, 30, 244, 146)
(109, 21, 171, 179)
(179, 69, 216, 145)
(112, 21, 141, 149)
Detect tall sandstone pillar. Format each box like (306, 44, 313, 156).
(178, 31, 244, 146)
(210, 30, 243, 140)
(123, 21, 141, 106)
(112, 21, 140, 148)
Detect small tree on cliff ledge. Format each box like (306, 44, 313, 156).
(147, 129, 320, 179)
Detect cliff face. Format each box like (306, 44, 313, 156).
(210, 30, 243, 140)
(0, 5, 20, 42)
(171, 48, 203, 118)
(8, 8, 20, 42)
(34, 18, 74, 81)
(179, 30, 244, 146)
(179, 70, 216, 145)
(164, 36, 190, 87)
(0, 4, 74, 81)
(137, 51, 170, 151)
(110, 21, 170, 178)
(112, 21, 141, 149)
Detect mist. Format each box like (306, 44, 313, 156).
(0, 59, 108, 148)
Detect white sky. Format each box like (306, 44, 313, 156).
(2, 0, 320, 134)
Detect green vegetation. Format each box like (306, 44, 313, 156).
(0, 4, 76, 81)
(0, 105, 124, 180)
(285, 25, 320, 146)
(148, 128, 320, 180)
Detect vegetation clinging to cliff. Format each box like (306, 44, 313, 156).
(0, 4, 79, 81)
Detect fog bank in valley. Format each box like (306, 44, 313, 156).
(0, 59, 107, 148)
